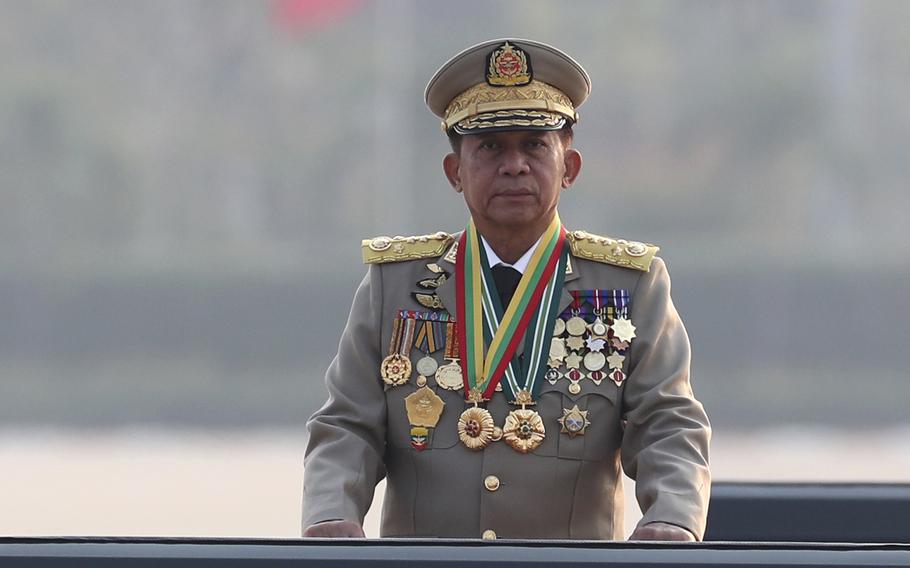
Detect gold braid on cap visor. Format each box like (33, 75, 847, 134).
(442, 80, 578, 132)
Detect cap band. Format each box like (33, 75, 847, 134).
(442, 80, 577, 132)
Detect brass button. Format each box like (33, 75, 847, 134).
(482, 529, 497, 540)
(484, 475, 500, 491)
(568, 382, 581, 395)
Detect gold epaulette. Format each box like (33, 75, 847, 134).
(566, 230, 659, 272)
(362, 232, 455, 264)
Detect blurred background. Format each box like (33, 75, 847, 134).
(1, 0, 908, 538)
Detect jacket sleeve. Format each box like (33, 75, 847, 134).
(620, 257, 711, 539)
(302, 265, 388, 530)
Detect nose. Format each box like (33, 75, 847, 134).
(497, 147, 530, 176)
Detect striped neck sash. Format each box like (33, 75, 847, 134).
(456, 216, 568, 403)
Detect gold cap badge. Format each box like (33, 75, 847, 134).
(487, 42, 532, 87)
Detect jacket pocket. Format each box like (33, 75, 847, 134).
(538, 377, 622, 461)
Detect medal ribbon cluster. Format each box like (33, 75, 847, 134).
(455, 216, 568, 402)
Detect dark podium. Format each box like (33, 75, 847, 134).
(2, 482, 909, 567)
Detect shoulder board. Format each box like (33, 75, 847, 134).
(565, 230, 659, 272)
(362, 232, 455, 264)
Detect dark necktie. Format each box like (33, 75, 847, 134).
(491, 264, 523, 309)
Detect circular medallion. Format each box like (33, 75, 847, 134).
(380, 354, 411, 386)
(369, 236, 392, 252)
(502, 409, 546, 453)
(566, 316, 587, 337)
(552, 318, 566, 337)
(568, 382, 582, 395)
(416, 375, 427, 387)
(549, 337, 566, 360)
(625, 241, 648, 257)
(583, 351, 606, 372)
(458, 406, 496, 450)
(415, 355, 438, 378)
(435, 361, 464, 390)
(590, 318, 609, 337)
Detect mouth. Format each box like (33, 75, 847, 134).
(494, 188, 535, 199)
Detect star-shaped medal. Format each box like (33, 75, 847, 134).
(566, 335, 586, 351)
(564, 352, 583, 369)
(611, 316, 636, 342)
(585, 337, 606, 352)
(588, 316, 610, 340)
(606, 352, 625, 370)
(558, 404, 591, 437)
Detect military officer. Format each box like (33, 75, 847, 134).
(303, 38, 710, 541)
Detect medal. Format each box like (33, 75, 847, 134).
(583, 351, 606, 371)
(457, 406, 496, 450)
(610, 369, 626, 386)
(568, 382, 582, 395)
(586, 336, 606, 352)
(502, 408, 546, 453)
(380, 316, 417, 386)
(558, 404, 591, 437)
(589, 316, 609, 339)
(552, 318, 566, 337)
(434, 322, 464, 390)
(549, 337, 567, 361)
(405, 386, 446, 428)
(565, 315, 587, 336)
(416, 356, 438, 378)
(564, 351, 583, 369)
(606, 352, 625, 370)
(565, 335, 585, 351)
(545, 368, 561, 384)
(611, 316, 637, 342)
(380, 354, 411, 386)
(588, 370, 605, 385)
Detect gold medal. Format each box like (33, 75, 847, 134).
(405, 386, 445, 428)
(565, 335, 586, 351)
(381, 353, 411, 386)
(502, 408, 546, 453)
(568, 381, 582, 395)
(435, 322, 464, 390)
(606, 352, 625, 370)
(564, 351, 583, 369)
(380, 316, 417, 386)
(552, 318, 566, 337)
(588, 316, 609, 339)
(549, 337, 567, 361)
(611, 316, 637, 342)
(566, 316, 587, 336)
(458, 406, 496, 450)
(558, 404, 591, 437)
(435, 360, 464, 390)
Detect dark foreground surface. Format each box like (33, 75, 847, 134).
(2, 537, 910, 568)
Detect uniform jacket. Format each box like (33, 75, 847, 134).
(303, 231, 711, 540)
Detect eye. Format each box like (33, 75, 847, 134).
(479, 140, 499, 150)
(526, 138, 546, 149)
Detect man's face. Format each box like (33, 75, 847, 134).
(443, 129, 582, 234)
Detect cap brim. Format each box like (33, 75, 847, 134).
(452, 110, 567, 135)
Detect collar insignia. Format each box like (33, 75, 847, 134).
(486, 41, 532, 87)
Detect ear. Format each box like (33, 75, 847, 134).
(443, 153, 462, 193)
(561, 148, 582, 188)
